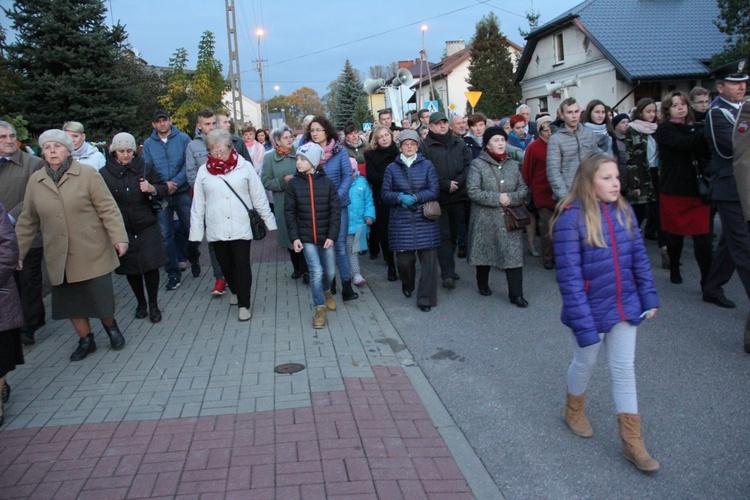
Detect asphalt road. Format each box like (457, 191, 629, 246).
(361, 232, 750, 499)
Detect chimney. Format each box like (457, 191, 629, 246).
(445, 40, 466, 57)
(398, 60, 413, 69)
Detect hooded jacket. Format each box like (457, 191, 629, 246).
(553, 200, 659, 347)
(546, 124, 598, 201)
(142, 124, 191, 193)
(284, 168, 341, 245)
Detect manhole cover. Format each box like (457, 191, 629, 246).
(274, 363, 306, 374)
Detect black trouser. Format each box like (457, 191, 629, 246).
(645, 169, 668, 247)
(476, 265, 524, 298)
(667, 233, 712, 286)
(126, 269, 161, 307)
(437, 202, 465, 279)
(703, 201, 750, 300)
(396, 249, 438, 307)
(372, 200, 395, 270)
(213, 240, 253, 309)
(14, 246, 45, 333)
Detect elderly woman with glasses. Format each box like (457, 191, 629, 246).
(189, 129, 277, 322)
(261, 125, 308, 281)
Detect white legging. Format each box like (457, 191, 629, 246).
(567, 321, 638, 414)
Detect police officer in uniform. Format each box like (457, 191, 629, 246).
(701, 59, 750, 353)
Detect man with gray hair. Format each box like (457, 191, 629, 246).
(0, 121, 47, 344)
(516, 104, 538, 140)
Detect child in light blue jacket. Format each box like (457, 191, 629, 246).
(347, 159, 375, 285)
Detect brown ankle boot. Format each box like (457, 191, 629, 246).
(324, 291, 336, 311)
(617, 413, 660, 472)
(313, 306, 327, 329)
(563, 392, 594, 437)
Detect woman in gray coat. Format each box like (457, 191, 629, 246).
(467, 127, 530, 307)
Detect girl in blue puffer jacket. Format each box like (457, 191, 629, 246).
(551, 152, 660, 473)
(347, 158, 375, 286)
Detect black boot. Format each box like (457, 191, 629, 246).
(70, 333, 97, 362)
(149, 304, 162, 323)
(342, 280, 359, 301)
(330, 277, 337, 295)
(103, 320, 125, 350)
(20, 329, 35, 345)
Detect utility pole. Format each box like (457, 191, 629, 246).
(255, 29, 269, 129)
(224, 0, 245, 128)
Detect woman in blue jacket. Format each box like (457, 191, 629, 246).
(305, 116, 358, 301)
(552, 153, 660, 472)
(382, 130, 441, 312)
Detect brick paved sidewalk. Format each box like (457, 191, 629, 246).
(0, 235, 498, 499)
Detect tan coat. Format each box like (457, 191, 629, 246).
(15, 160, 128, 285)
(734, 102, 750, 221)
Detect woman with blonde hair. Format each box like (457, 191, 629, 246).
(552, 152, 660, 472)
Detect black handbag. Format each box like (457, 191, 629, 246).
(692, 158, 710, 203)
(143, 162, 167, 213)
(220, 178, 267, 240)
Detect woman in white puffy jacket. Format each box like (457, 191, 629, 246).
(189, 129, 276, 321)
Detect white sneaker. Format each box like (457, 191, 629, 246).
(229, 294, 238, 305)
(238, 307, 251, 321)
(353, 274, 366, 286)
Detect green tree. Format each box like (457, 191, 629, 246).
(189, 32, 228, 113)
(332, 59, 364, 130)
(466, 12, 521, 118)
(518, 2, 541, 38)
(158, 47, 192, 131)
(284, 87, 325, 128)
(711, 0, 750, 66)
(1, 0, 140, 138)
(322, 78, 340, 118)
(352, 95, 374, 129)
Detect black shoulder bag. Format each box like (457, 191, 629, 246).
(220, 178, 267, 240)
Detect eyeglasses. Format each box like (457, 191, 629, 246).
(210, 147, 230, 156)
(309, 128, 325, 134)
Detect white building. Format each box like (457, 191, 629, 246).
(221, 91, 261, 130)
(515, 0, 725, 117)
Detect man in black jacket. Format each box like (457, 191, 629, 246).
(701, 59, 750, 353)
(418, 112, 472, 288)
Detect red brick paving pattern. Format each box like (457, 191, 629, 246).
(0, 367, 472, 499)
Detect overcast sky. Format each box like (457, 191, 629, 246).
(2, 0, 582, 100)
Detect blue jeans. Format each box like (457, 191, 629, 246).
(334, 210, 352, 281)
(159, 191, 200, 278)
(302, 243, 336, 307)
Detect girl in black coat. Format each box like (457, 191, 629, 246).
(101, 133, 168, 323)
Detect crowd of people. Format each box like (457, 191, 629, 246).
(0, 58, 747, 473)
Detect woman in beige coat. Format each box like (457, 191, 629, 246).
(15, 130, 129, 362)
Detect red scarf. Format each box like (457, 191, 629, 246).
(206, 149, 239, 176)
(487, 150, 508, 162)
(275, 145, 291, 156)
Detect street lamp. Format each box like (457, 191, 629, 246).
(256, 28, 269, 128)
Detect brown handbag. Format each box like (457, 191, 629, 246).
(422, 201, 441, 220)
(505, 205, 531, 231)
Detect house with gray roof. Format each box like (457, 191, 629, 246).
(515, 0, 726, 116)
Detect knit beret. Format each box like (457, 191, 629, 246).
(38, 129, 75, 153)
(296, 142, 324, 168)
(482, 126, 507, 148)
(109, 132, 137, 153)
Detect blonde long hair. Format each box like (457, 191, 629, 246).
(551, 153, 633, 248)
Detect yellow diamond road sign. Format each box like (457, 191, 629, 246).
(465, 91, 482, 108)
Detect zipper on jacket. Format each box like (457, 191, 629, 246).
(601, 202, 626, 321)
(308, 175, 317, 244)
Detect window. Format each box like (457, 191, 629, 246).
(539, 97, 548, 113)
(554, 32, 565, 64)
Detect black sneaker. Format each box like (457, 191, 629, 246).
(191, 262, 201, 277)
(166, 276, 181, 291)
